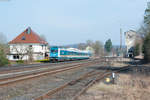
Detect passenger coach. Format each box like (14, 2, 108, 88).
(50, 46, 91, 62)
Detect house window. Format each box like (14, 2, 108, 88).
(13, 55, 19, 59)
(29, 45, 32, 47)
(22, 36, 26, 40)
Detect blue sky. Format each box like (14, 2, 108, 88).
(0, 0, 148, 45)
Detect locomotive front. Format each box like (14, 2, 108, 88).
(50, 47, 59, 62)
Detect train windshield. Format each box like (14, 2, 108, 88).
(51, 50, 58, 53)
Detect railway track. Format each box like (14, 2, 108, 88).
(0, 59, 101, 86)
(0, 59, 95, 74)
(0, 57, 133, 100)
(34, 70, 105, 100)
(34, 64, 133, 100)
(71, 65, 134, 100)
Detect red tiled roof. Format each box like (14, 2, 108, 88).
(9, 27, 48, 44)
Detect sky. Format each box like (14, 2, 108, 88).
(0, 0, 149, 45)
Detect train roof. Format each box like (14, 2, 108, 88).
(50, 46, 91, 53)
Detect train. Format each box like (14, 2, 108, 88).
(50, 46, 92, 62)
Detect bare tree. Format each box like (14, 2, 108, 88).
(0, 32, 8, 52)
(77, 43, 86, 50)
(0, 32, 7, 44)
(92, 40, 104, 57)
(12, 46, 26, 60)
(136, 5, 150, 60)
(11, 45, 33, 62)
(77, 40, 103, 57)
(40, 34, 47, 41)
(0, 33, 9, 66)
(86, 40, 93, 47)
(27, 46, 33, 62)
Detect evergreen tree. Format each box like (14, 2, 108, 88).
(134, 43, 140, 56)
(104, 39, 112, 53)
(143, 32, 150, 61)
(139, 2, 150, 62)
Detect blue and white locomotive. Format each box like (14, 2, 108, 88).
(50, 46, 91, 62)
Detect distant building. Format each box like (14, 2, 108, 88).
(86, 46, 94, 53)
(7, 27, 49, 61)
(124, 30, 137, 57)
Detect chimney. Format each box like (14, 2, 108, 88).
(26, 27, 31, 34)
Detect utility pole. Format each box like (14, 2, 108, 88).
(120, 28, 122, 52)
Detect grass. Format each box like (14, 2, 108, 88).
(78, 74, 150, 100)
(89, 83, 117, 93)
(36, 59, 50, 63)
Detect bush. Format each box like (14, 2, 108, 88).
(16, 60, 24, 64)
(36, 59, 50, 63)
(0, 48, 9, 66)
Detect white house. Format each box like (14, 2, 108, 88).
(7, 27, 49, 61)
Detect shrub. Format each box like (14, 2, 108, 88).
(36, 59, 50, 63)
(16, 60, 24, 64)
(0, 48, 9, 66)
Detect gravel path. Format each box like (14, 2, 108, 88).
(0, 61, 105, 100)
(0, 59, 92, 74)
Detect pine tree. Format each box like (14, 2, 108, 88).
(104, 39, 112, 53)
(143, 32, 150, 61)
(134, 43, 140, 56)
